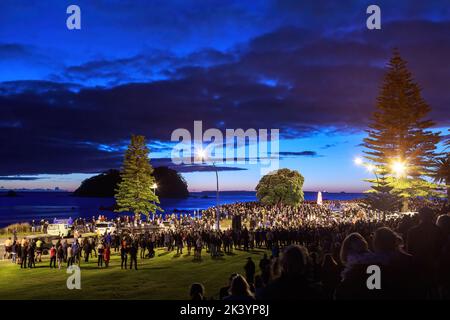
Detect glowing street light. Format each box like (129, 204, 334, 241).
(353, 157, 379, 185)
(354, 157, 363, 166)
(391, 160, 407, 177)
(196, 148, 206, 161)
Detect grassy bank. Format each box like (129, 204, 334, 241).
(0, 247, 268, 300)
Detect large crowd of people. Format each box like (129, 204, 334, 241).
(2, 199, 450, 300)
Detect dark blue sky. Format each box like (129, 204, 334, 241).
(1, 0, 449, 191)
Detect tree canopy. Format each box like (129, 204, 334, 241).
(433, 153, 450, 201)
(256, 168, 304, 207)
(363, 50, 441, 202)
(114, 135, 161, 220)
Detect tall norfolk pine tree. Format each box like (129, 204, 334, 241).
(363, 51, 441, 201)
(115, 135, 161, 220)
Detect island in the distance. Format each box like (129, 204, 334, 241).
(73, 167, 189, 198)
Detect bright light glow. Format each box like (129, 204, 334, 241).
(354, 157, 363, 166)
(366, 164, 376, 172)
(152, 183, 157, 189)
(196, 148, 207, 160)
(392, 160, 407, 177)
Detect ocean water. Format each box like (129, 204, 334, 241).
(0, 191, 364, 227)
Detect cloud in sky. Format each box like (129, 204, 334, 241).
(0, 176, 46, 181)
(0, 1, 449, 191)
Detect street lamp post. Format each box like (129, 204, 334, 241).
(212, 162, 220, 231)
(198, 149, 220, 230)
(152, 183, 157, 221)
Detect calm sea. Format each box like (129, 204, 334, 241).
(0, 191, 364, 227)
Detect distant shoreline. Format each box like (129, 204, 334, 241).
(0, 190, 366, 228)
(0, 190, 364, 194)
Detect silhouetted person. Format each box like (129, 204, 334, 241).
(219, 273, 237, 300)
(407, 207, 445, 298)
(27, 244, 35, 268)
(335, 233, 379, 300)
(373, 227, 417, 299)
(223, 275, 255, 301)
(259, 253, 271, 284)
(190, 283, 206, 300)
(121, 239, 128, 269)
(20, 244, 27, 268)
(129, 242, 138, 270)
(436, 214, 450, 298)
(320, 254, 340, 299)
(244, 257, 256, 284)
(261, 245, 323, 300)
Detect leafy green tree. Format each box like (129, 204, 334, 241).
(363, 50, 441, 208)
(256, 168, 304, 206)
(115, 135, 161, 220)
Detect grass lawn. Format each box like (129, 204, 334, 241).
(0, 247, 268, 300)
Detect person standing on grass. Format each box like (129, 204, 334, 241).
(140, 235, 147, 259)
(62, 240, 68, 263)
(35, 238, 43, 262)
(129, 241, 138, 270)
(176, 233, 184, 255)
(104, 245, 111, 268)
(244, 257, 256, 284)
(83, 238, 91, 263)
(186, 233, 193, 255)
(67, 244, 73, 267)
(27, 243, 35, 268)
(20, 242, 28, 268)
(57, 244, 64, 269)
(72, 240, 79, 265)
(16, 241, 22, 265)
(97, 242, 104, 267)
(49, 245, 57, 269)
(195, 236, 202, 261)
(120, 238, 128, 269)
(89, 237, 96, 258)
(11, 240, 17, 264)
(3, 237, 12, 260)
